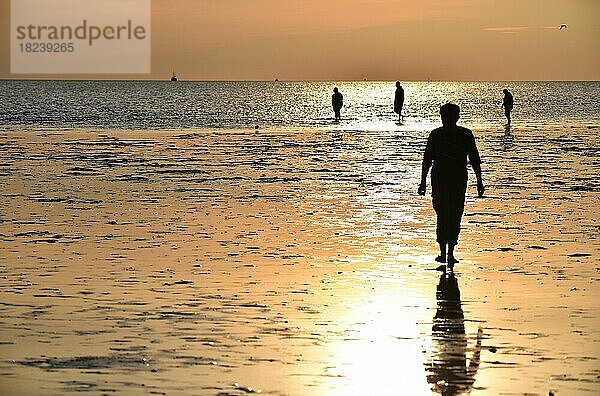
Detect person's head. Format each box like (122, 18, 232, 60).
(503, 89, 509, 94)
(333, 87, 338, 93)
(440, 103, 460, 126)
(396, 81, 401, 88)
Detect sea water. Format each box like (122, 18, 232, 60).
(0, 80, 598, 131)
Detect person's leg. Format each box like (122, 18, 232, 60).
(433, 183, 450, 263)
(448, 243, 458, 267)
(436, 210, 450, 262)
(436, 243, 447, 263)
(447, 174, 467, 266)
(447, 211, 462, 265)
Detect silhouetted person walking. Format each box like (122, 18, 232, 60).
(502, 89, 513, 124)
(394, 81, 405, 122)
(332, 87, 343, 121)
(418, 103, 484, 268)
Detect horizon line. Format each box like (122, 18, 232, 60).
(1, 78, 599, 83)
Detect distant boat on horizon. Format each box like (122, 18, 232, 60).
(170, 71, 178, 82)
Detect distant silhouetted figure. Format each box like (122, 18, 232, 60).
(502, 89, 513, 124)
(332, 87, 343, 121)
(425, 272, 482, 395)
(394, 81, 405, 122)
(418, 103, 484, 267)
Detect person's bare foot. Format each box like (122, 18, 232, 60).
(435, 255, 446, 263)
(448, 255, 459, 265)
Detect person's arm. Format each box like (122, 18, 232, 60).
(472, 161, 485, 197)
(418, 160, 432, 195)
(469, 132, 485, 197)
(418, 136, 433, 195)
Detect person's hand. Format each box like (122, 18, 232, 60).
(477, 181, 485, 197)
(418, 182, 426, 196)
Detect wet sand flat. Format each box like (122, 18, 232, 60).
(0, 126, 598, 395)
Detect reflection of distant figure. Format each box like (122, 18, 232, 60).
(502, 89, 513, 124)
(426, 272, 482, 396)
(394, 81, 405, 122)
(332, 87, 344, 121)
(418, 103, 484, 267)
(502, 124, 514, 150)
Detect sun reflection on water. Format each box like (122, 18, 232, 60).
(321, 277, 433, 395)
(313, 255, 486, 396)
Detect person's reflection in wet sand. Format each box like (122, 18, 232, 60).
(502, 124, 514, 151)
(426, 272, 482, 395)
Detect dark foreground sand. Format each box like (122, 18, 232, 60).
(0, 126, 598, 395)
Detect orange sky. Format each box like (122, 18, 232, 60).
(1, 0, 598, 80)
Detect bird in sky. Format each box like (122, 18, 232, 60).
(559, 24, 567, 30)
